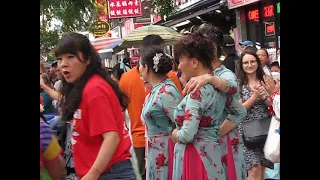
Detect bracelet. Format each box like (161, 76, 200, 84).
(214, 77, 221, 88)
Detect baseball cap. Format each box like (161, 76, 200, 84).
(239, 40, 253, 47)
(223, 35, 236, 54)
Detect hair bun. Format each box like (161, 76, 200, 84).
(156, 54, 173, 74)
(141, 47, 173, 75)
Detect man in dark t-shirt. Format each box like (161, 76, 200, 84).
(222, 35, 239, 74)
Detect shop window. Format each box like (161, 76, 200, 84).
(245, 0, 279, 49)
(261, 1, 276, 48)
(246, 3, 261, 47)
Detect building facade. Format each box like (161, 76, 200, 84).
(229, 0, 280, 50)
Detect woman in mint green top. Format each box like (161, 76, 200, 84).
(183, 25, 248, 180)
(214, 65, 247, 180)
(139, 47, 182, 180)
(172, 32, 227, 180)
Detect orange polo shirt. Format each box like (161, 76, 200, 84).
(119, 67, 182, 148)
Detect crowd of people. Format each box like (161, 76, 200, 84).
(40, 24, 280, 180)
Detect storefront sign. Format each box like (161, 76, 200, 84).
(121, 18, 134, 38)
(265, 22, 275, 36)
(176, 0, 201, 11)
(92, 19, 111, 37)
(110, 26, 121, 38)
(108, 0, 142, 19)
(263, 5, 274, 18)
(277, 2, 280, 13)
(121, 18, 144, 38)
(152, 14, 162, 24)
(248, 9, 259, 21)
(228, 0, 260, 9)
(134, 23, 143, 29)
(95, 0, 108, 22)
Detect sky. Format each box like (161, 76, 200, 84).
(40, 16, 62, 31)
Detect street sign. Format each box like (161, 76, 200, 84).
(93, 19, 111, 37)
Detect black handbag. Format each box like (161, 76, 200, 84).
(242, 117, 271, 149)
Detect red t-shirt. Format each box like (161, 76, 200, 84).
(40, 96, 43, 105)
(72, 74, 131, 178)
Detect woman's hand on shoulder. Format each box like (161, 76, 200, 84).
(183, 74, 211, 96)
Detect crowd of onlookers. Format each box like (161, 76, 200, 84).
(40, 24, 279, 180)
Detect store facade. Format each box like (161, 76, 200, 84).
(155, 0, 236, 35)
(229, 0, 280, 51)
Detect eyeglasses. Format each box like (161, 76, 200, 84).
(242, 60, 257, 66)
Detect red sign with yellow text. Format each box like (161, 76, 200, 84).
(108, 0, 142, 19)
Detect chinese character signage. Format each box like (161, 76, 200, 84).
(228, 0, 260, 9)
(95, 0, 108, 22)
(108, 0, 142, 19)
(110, 26, 121, 38)
(93, 19, 111, 37)
(122, 18, 134, 38)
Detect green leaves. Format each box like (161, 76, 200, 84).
(41, 0, 97, 32)
(149, 0, 177, 19)
(40, 0, 98, 55)
(40, 28, 59, 55)
(39, 0, 179, 55)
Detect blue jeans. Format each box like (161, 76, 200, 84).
(98, 159, 136, 180)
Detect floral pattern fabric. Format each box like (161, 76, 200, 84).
(141, 78, 182, 180)
(239, 85, 274, 170)
(173, 84, 226, 180)
(214, 65, 247, 180)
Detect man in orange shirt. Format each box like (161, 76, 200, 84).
(119, 35, 182, 180)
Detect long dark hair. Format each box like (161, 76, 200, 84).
(111, 64, 125, 81)
(197, 24, 224, 59)
(237, 50, 265, 87)
(54, 32, 129, 121)
(111, 57, 131, 81)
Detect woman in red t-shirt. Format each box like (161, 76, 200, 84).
(54, 32, 135, 180)
(40, 96, 43, 105)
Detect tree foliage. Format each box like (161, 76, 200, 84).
(40, 28, 59, 54)
(40, 0, 178, 56)
(149, 0, 177, 19)
(40, 0, 99, 55)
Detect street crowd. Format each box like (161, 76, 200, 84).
(40, 24, 280, 180)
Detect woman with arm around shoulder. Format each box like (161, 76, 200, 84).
(184, 25, 248, 180)
(184, 26, 247, 138)
(171, 32, 227, 180)
(55, 32, 134, 180)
